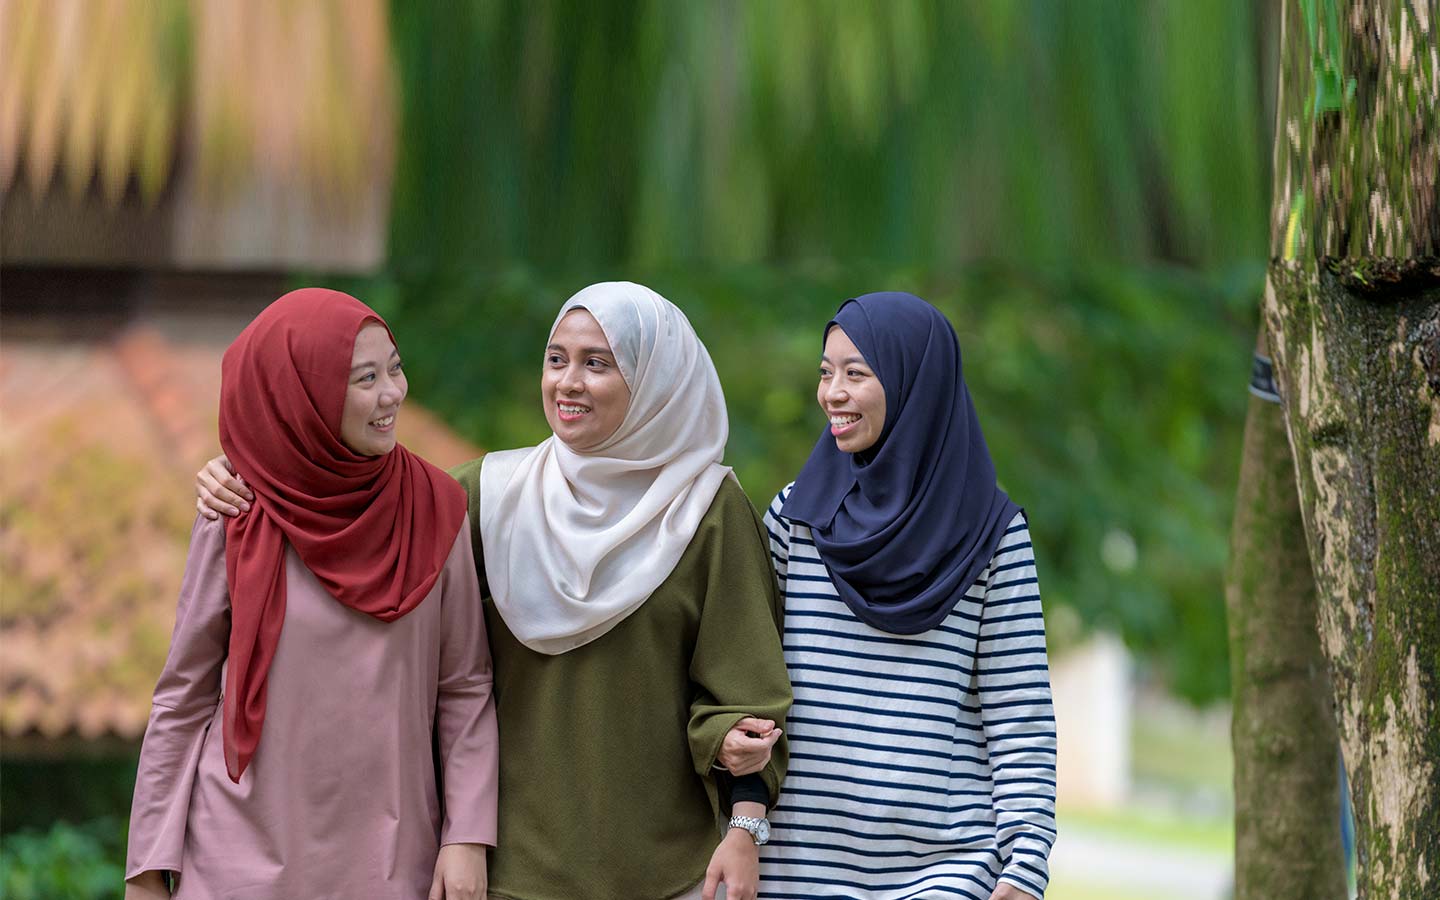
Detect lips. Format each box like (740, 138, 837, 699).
(829, 412, 861, 436)
(557, 401, 591, 422)
(370, 413, 396, 431)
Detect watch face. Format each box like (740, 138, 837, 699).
(756, 819, 771, 844)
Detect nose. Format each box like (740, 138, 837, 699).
(558, 362, 586, 394)
(823, 379, 848, 406)
(378, 372, 405, 408)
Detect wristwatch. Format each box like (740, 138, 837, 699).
(727, 815, 771, 846)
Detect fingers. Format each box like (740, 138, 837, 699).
(196, 469, 250, 516)
(209, 466, 252, 505)
(205, 457, 253, 501)
(722, 727, 783, 774)
(733, 717, 774, 736)
(702, 867, 720, 900)
(197, 496, 219, 521)
(428, 866, 444, 900)
(222, 473, 253, 502)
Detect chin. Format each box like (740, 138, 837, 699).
(353, 440, 397, 457)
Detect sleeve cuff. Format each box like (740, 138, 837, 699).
(727, 773, 770, 809)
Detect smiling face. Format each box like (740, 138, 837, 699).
(542, 309, 632, 451)
(818, 325, 886, 454)
(339, 322, 406, 456)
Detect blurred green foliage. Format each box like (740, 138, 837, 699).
(356, 260, 1255, 703)
(365, 1, 1273, 701)
(0, 817, 126, 900)
(387, 0, 1267, 270)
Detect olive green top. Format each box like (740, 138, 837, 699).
(449, 457, 792, 900)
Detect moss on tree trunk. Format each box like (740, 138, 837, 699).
(1264, 2, 1440, 895)
(1226, 329, 1347, 899)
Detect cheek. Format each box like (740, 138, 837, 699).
(602, 377, 631, 423)
(342, 390, 366, 422)
(865, 386, 886, 428)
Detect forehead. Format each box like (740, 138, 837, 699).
(551, 308, 614, 351)
(823, 325, 865, 359)
(351, 321, 396, 359)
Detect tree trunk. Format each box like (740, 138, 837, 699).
(1264, 1, 1440, 897)
(1227, 328, 1347, 900)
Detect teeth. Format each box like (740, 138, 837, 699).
(371, 415, 394, 427)
(559, 404, 590, 415)
(830, 414, 861, 426)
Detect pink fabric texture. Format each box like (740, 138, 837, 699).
(126, 516, 498, 898)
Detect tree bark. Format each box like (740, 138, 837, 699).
(1264, 1, 1440, 896)
(1227, 328, 1347, 900)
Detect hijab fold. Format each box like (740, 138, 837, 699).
(479, 282, 731, 654)
(782, 292, 1021, 635)
(218, 288, 467, 781)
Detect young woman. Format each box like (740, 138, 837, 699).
(127, 289, 498, 900)
(196, 282, 792, 900)
(744, 292, 1057, 900)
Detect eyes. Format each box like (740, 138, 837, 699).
(818, 366, 871, 379)
(546, 353, 613, 370)
(355, 360, 404, 385)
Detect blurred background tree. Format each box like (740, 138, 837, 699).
(369, 0, 1272, 704)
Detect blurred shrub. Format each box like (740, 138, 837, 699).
(0, 817, 126, 900)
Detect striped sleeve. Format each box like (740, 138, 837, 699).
(762, 486, 792, 589)
(977, 513, 1057, 899)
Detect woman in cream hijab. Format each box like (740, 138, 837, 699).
(199, 282, 792, 900)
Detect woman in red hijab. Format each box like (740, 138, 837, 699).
(124, 289, 498, 900)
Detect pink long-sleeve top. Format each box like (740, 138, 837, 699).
(126, 514, 498, 899)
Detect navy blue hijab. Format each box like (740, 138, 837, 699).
(782, 292, 1021, 635)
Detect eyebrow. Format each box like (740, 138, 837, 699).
(821, 354, 870, 367)
(350, 350, 400, 374)
(547, 343, 616, 357)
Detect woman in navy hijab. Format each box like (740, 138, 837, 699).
(731, 292, 1057, 900)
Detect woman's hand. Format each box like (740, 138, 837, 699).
(195, 454, 252, 520)
(123, 871, 170, 899)
(989, 883, 1038, 900)
(719, 717, 782, 776)
(428, 843, 487, 900)
(703, 827, 760, 900)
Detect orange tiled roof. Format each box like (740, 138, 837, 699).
(0, 328, 481, 741)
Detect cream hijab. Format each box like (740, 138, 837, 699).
(478, 282, 732, 654)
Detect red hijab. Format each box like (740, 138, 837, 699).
(217, 288, 467, 782)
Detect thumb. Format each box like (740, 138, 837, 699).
(737, 717, 774, 735)
(763, 728, 783, 747)
(702, 868, 720, 900)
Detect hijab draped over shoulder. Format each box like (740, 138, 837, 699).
(479, 281, 732, 655)
(218, 288, 467, 781)
(782, 291, 1021, 634)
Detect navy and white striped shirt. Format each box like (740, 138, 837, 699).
(759, 484, 1057, 900)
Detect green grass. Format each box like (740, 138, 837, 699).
(1130, 702, 1233, 795)
(1045, 884, 1161, 900)
(1058, 806, 1233, 856)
